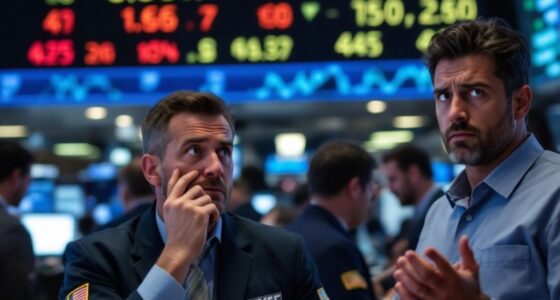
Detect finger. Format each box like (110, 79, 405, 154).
(459, 235, 479, 273)
(169, 170, 199, 199)
(200, 202, 220, 228)
(394, 269, 430, 299)
(425, 247, 456, 275)
(394, 282, 422, 300)
(404, 251, 441, 289)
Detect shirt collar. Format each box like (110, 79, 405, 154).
(155, 210, 223, 246)
(445, 134, 543, 207)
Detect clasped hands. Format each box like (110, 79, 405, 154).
(394, 235, 489, 300)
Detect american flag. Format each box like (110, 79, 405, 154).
(66, 283, 89, 300)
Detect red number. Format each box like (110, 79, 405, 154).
(27, 40, 75, 66)
(42, 8, 75, 35)
(121, 5, 178, 34)
(137, 40, 179, 64)
(257, 2, 293, 30)
(84, 41, 116, 65)
(198, 4, 218, 32)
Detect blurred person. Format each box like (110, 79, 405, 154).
(0, 141, 35, 300)
(97, 158, 154, 231)
(393, 19, 560, 300)
(230, 178, 262, 221)
(382, 144, 444, 258)
(374, 144, 444, 297)
(60, 91, 326, 299)
(260, 182, 310, 227)
(286, 140, 378, 300)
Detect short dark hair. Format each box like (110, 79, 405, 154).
(425, 18, 530, 97)
(307, 141, 377, 197)
(118, 159, 153, 198)
(141, 91, 234, 157)
(0, 141, 33, 181)
(382, 144, 433, 179)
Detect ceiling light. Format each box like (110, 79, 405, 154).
(115, 115, 133, 127)
(0, 125, 27, 138)
(85, 107, 107, 120)
(366, 100, 387, 114)
(275, 133, 306, 157)
(53, 143, 100, 159)
(364, 130, 414, 151)
(393, 115, 427, 128)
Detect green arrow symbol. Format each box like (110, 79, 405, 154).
(301, 2, 320, 22)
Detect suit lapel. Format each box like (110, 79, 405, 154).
(217, 214, 252, 300)
(131, 204, 164, 281)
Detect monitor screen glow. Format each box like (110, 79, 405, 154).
(20, 213, 76, 257)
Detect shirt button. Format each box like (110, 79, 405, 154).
(466, 215, 473, 221)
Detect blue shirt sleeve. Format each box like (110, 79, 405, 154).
(137, 265, 187, 299)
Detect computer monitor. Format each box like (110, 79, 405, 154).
(54, 184, 86, 217)
(20, 213, 76, 257)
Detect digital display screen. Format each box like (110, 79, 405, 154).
(516, 0, 560, 86)
(0, 1, 515, 105)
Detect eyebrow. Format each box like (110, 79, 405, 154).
(180, 137, 233, 148)
(433, 81, 492, 95)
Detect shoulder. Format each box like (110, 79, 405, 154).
(66, 217, 138, 259)
(231, 214, 302, 245)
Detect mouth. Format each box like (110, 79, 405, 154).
(447, 131, 475, 143)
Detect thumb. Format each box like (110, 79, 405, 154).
(459, 235, 478, 272)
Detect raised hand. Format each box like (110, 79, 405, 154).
(394, 235, 487, 300)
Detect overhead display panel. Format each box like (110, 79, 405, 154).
(0, 0, 513, 106)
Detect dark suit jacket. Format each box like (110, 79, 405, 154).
(96, 202, 152, 231)
(0, 206, 34, 300)
(286, 205, 376, 300)
(59, 205, 324, 299)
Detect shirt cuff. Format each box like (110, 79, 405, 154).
(137, 265, 187, 300)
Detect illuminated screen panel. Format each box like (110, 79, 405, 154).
(516, 0, 560, 86)
(0, 0, 514, 106)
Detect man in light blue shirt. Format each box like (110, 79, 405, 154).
(393, 19, 560, 300)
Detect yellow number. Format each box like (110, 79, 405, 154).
(334, 31, 383, 58)
(384, 0, 404, 26)
(230, 36, 292, 62)
(46, 0, 74, 4)
(457, 0, 477, 20)
(335, 32, 354, 57)
(351, 0, 383, 27)
(198, 37, 216, 63)
(419, 0, 440, 25)
(416, 28, 436, 53)
(440, 0, 456, 24)
(366, 31, 383, 57)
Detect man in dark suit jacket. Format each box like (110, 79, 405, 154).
(0, 141, 35, 300)
(286, 141, 378, 300)
(60, 91, 327, 299)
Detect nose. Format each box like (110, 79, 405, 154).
(448, 95, 468, 124)
(202, 151, 223, 178)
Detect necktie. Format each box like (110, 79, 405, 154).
(186, 239, 215, 300)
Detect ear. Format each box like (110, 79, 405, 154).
(141, 154, 161, 187)
(347, 176, 362, 199)
(512, 85, 532, 121)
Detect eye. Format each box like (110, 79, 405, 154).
(436, 92, 450, 102)
(186, 145, 202, 155)
(218, 146, 232, 157)
(469, 88, 482, 97)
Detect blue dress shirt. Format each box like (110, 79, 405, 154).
(416, 135, 560, 300)
(137, 211, 222, 300)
